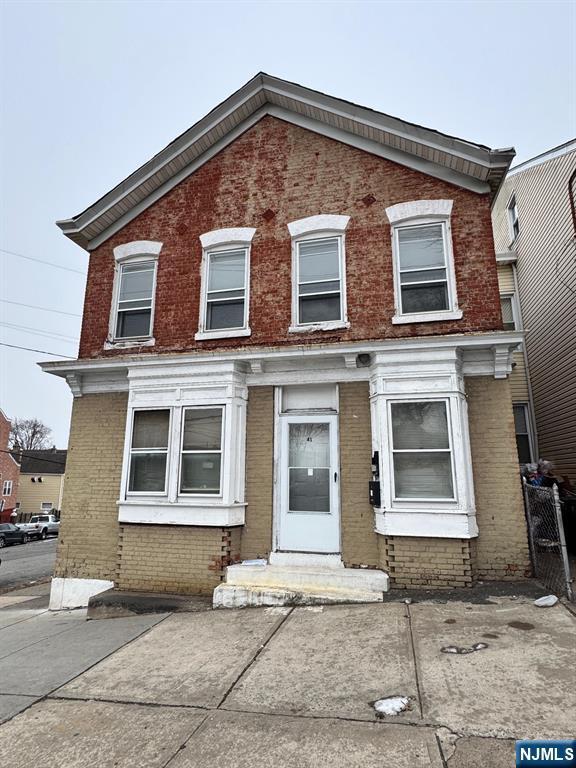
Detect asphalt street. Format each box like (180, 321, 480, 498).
(0, 537, 57, 593)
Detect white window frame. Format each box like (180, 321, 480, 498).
(40, 502, 53, 511)
(388, 398, 457, 504)
(126, 408, 171, 497)
(507, 194, 519, 243)
(500, 292, 519, 331)
(178, 406, 225, 498)
(196, 228, 255, 340)
(2, 480, 13, 496)
(106, 241, 162, 349)
(287, 215, 351, 333)
(513, 403, 534, 464)
(385, 200, 462, 325)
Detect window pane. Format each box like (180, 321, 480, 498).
(132, 410, 170, 449)
(400, 268, 446, 284)
(289, 468, 330, 512)
(119, 264, 154, 302)
(208, 251, 245, 292)
(501, 297, 515, 330)
(391, 402, 449, 450)
(398, 225, 445, 270)
(515, 434, 531, 464)
(180, 453, 221, 493)
(393, 452, 454, 498)
(401, 283, 448, 313)
(298, 238, 340, 282)
(299, 294, 341, 323)
(129, 453, 167, 492)
(299, 280, 340, 295)
(182, 409, 222, 451)
(206, 299, 245, 330)
(207, 289, 244, 301)
(116, 309, 151, 338)
(513, 405, 528, 434)
(289, 423, 330, 467)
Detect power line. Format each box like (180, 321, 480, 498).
(0, 248, 87, 276)
(0, 299, 82, 318)
(0, 321, 79, 343)
(0, 448, 66, 468)
(0, 341, 76, 359)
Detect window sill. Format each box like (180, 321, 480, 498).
(391, 309, 462, 325)
(195, 328, 252, 341)
(288, 321, 350, 334)
(118, 500, 246, 526)
(374, 509, 478, 538)
(104, 337, 155, 350)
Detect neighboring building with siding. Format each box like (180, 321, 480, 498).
(42, 74, 530, 609)
(13, 449, 67, 519)
(492, 139, 576, 479)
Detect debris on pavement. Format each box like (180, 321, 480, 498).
(441, 642, 488, 655)
(534, 595, 558, 607)
(373, 696, 410, 717)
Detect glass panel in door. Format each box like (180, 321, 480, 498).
(288, 423, 330, 513)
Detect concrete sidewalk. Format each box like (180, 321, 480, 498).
(0, 593, 574, 767)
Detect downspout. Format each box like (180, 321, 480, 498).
(512, 262, 539, 460)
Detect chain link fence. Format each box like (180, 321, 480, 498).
(523, 480, 574, 601)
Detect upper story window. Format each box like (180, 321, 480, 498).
(196, 228, 255, 340)
(385, 200, 462, 325)
(287, 215, 350, 333)
(508, 195, 519, 241)
(107, 241, 162, 348)
(2, 480, 13, 496)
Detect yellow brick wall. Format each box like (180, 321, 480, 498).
(466, 376, 531, 579)
(54, 393, 127, 581)
(117, 524, 240, 595)
(240, 386, 274, 559)
(381, 537, 473, 588)
(339, 382, 380, 567)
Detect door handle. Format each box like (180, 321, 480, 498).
(334, 471, 338, 482)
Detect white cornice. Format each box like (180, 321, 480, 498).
(113, 240, 163, 262)
(385, 199, 453, 224)
(199, 228, 256, 249)
(287, 214, 350, 238)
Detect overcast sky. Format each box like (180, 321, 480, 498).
(0, 0, 574, 447)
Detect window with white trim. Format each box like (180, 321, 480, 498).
(389, 400, 455, 501)
(115, 261, 156, 339)
(41, 502, 53, 511)
(2, 480, 13, 496)
(513, 404, 533, 464)
(204, 248, 248, 331)
(500, 294, 517, 330)
(180, 407, 223, 495)
(508, 195, 519, 241)
(394, 222, 452, 316)
(128, 410, 170, 493)
(295, 236, 344, 325)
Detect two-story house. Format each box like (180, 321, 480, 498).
(12, 449, 67, 519)
(43, 74, 530, 610)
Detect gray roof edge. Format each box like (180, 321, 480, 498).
(56, 72, 516, 249)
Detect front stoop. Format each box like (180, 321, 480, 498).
(213, 562, 390, 608)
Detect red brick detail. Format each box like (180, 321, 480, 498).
(0, 411, 20, 522)
(79, 116, 503, 358)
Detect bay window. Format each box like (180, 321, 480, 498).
(390, 401, 455, 501)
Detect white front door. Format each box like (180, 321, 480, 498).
(277, 414, 340, 553)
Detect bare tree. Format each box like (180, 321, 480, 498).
(9, 418, 53, 451)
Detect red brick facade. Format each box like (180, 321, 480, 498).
(79, 116, 503, 359)
(0, 410, 20, 522)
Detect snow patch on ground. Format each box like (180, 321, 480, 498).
(373, 696, 410, 716)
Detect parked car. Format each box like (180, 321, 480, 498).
(0, 523, 29, 547)
(17, 514, 60, 540)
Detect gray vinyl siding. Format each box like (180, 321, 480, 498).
(492, 147, 576, 479)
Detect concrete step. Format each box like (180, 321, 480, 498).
(213, 583, 385, 609)
(224, 563, 389, 594)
